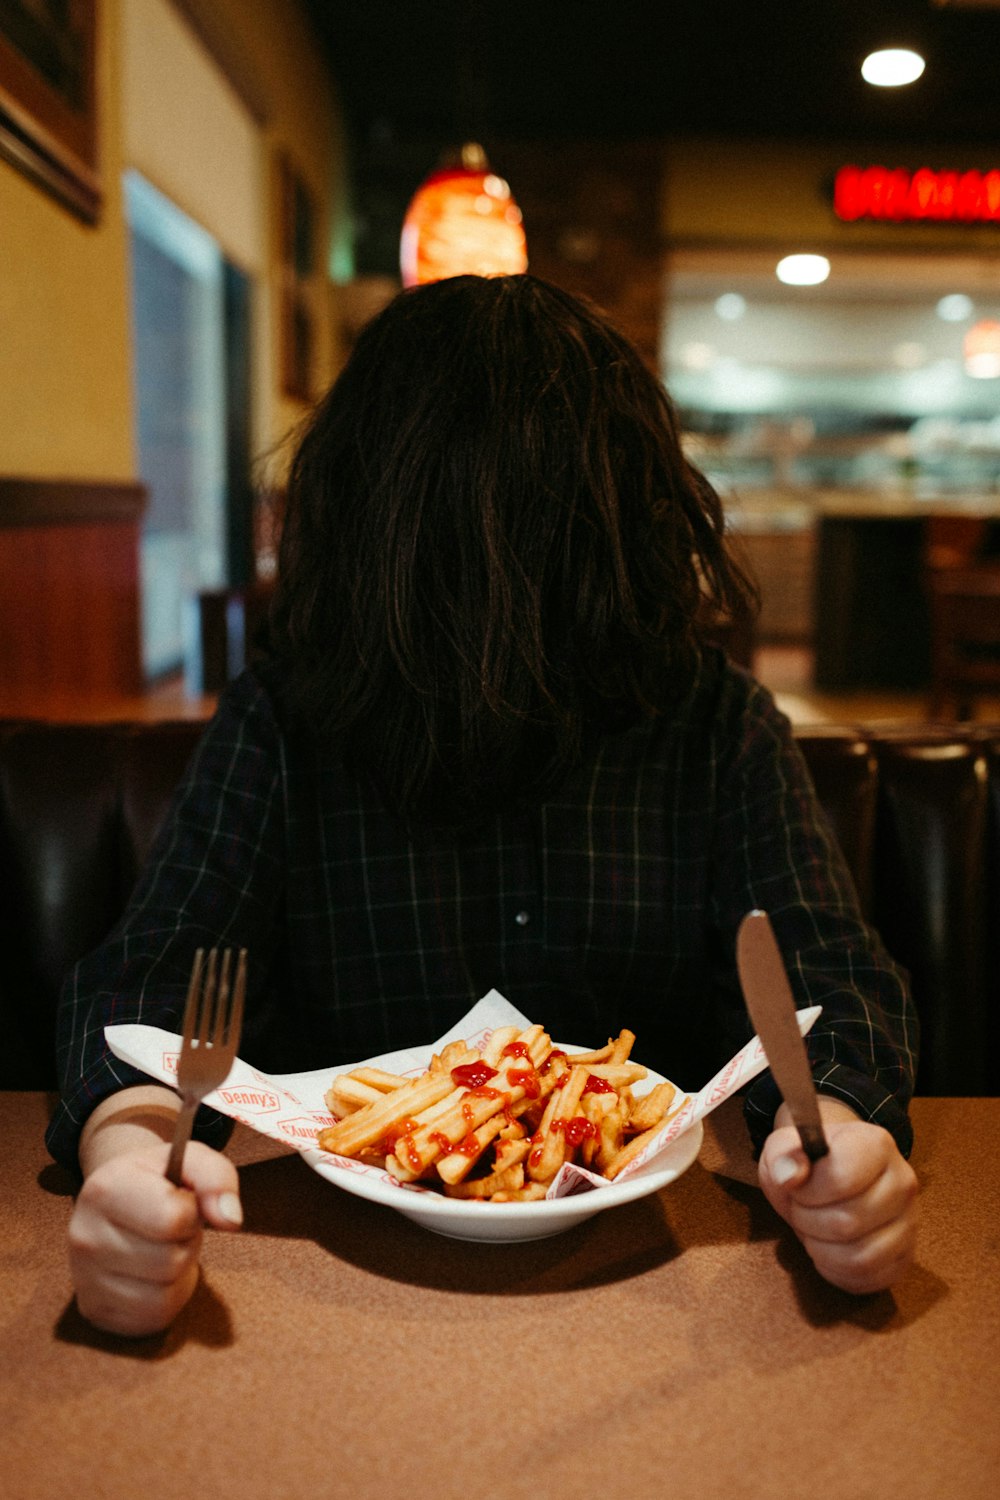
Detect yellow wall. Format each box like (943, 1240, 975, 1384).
(0, 0, 135, 480)
(122, 0, 264, 273)
(0, 0, 345, 484)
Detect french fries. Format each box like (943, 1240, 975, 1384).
(317, 1022, 683, 1201)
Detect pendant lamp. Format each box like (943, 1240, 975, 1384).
(400, 143, 527, 288)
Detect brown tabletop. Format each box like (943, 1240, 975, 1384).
(1, 1093, 997, 1500)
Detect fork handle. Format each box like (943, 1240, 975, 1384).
(165, 1099, 198, 1186)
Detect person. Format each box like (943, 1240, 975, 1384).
(47, 274, 919, 1336)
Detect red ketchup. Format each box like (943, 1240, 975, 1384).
(505, 1068, 540, 1099)
(380, 1118, 418, 1155)
(582, 1073, 614, 1096)
(558, 1116, 598, 1148)
(450, 1061, 498, 1089)
(431, 1129, 479, 1157)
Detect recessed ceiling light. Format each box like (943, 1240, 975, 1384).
(715, 292, 747, 321)
(936, 294, 973, 323)
(775, 254, 830, 286)
(861, 49, 926, 87)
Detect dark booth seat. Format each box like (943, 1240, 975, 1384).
(2, 717, 998, 1094)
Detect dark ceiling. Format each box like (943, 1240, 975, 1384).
(303, 1, 1000, 276)
(308, 0, 1000, 148)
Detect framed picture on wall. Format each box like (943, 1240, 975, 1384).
(278, 151, 317, 400)
(0, 0, 101, 222)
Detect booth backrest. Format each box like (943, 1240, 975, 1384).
(2, 718, 997, 1094)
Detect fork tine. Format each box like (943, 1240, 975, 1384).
(227, 948, 248, 1051)
(197, 948, 219, 1047)
(166, 945, 247, 1186)
(180, 948, 205, 1049)
(211, 948, 233, 1046)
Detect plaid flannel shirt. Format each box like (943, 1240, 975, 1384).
(45, 651, 917, 1170)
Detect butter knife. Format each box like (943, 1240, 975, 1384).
(736, 909, 829, 1162)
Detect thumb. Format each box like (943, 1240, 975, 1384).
(765, 1149, 810, 1191)
(177, 1140, 243, 1231)
(759, 1127, 812, 1203)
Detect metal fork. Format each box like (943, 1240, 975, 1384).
(165, 946, 247, 1186)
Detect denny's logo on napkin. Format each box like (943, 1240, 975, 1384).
(279, 1114, 336, 1143)
(217, 1084, 282, 1114)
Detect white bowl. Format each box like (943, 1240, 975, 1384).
(301, 1054, 703, 1243)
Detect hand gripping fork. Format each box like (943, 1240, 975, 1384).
(165, 947, 247, 1186)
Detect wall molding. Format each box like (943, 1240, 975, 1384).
(0, 476, 147, 527)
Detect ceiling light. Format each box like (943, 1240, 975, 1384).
(775, 254, 830, 286)
(400, 143, 527, 287)
(936, 293, 974, 323)
(714, 293, 747, 321)
(861, 49, 926, 87)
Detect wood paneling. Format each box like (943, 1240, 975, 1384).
(0, 477, 146, 707)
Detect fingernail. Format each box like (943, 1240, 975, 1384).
(771, 1155, 800, 1186)
(218, 1191, 243, 1225)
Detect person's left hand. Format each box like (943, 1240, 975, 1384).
(758, 1097, 918, 1294)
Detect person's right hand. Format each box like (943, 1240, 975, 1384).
(68, 1141, 242, 1337)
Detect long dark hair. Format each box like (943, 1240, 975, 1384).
(263, 274, 756, 824)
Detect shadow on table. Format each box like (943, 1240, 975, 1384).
(720, 1174, 947, 1333)
(53, 1274, 235, 1358)
(236, 1148, 751, 1297)
(236, 1144, 945, 1330)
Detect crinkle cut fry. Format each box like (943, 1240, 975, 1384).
(579, 1062, 647, 1086)
(324, 1063, 415, 1115)
(490, 1181, 549, 1202)
(386, 1027, 551, 1182)
(435, 1114, 507, 1185)
(526, 1064, 590, 1183)
(443, 1161, 526, 1200)
(428, 1039, 472, 1074)
(604, 1120, 668, 1180)
(478, 1024, 522, 1067)
(324, 1076, 386, 1114)
(593, 1097, 628, 1175)
(317, 1058, 475, 1157)
(559, 1039, 614, 1066)
(609, 1028, 636, 1064)
(350, 1067, 411, 1091)
(579, 1088, 616, 1167)
(627, 1079, 677, 1134)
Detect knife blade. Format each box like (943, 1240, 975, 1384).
(736, 909, 829, 1162)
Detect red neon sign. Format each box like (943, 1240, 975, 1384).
(834, 164, 1000, 224)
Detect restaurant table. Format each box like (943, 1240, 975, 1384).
(2, 1093, 997, 1500)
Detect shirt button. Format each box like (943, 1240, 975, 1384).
(514, 910, 531, 927)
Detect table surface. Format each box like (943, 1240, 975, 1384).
(2, 1093, 997, 1500)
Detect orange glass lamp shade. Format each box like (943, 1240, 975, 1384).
(400, 145, 527, 287)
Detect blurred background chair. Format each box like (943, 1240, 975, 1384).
(185, 580, 275, 695)
(926, 563, 1000, 721)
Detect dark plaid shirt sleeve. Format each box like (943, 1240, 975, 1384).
(707, 674, 917, 1157)
(45, 675, 287, 1169)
